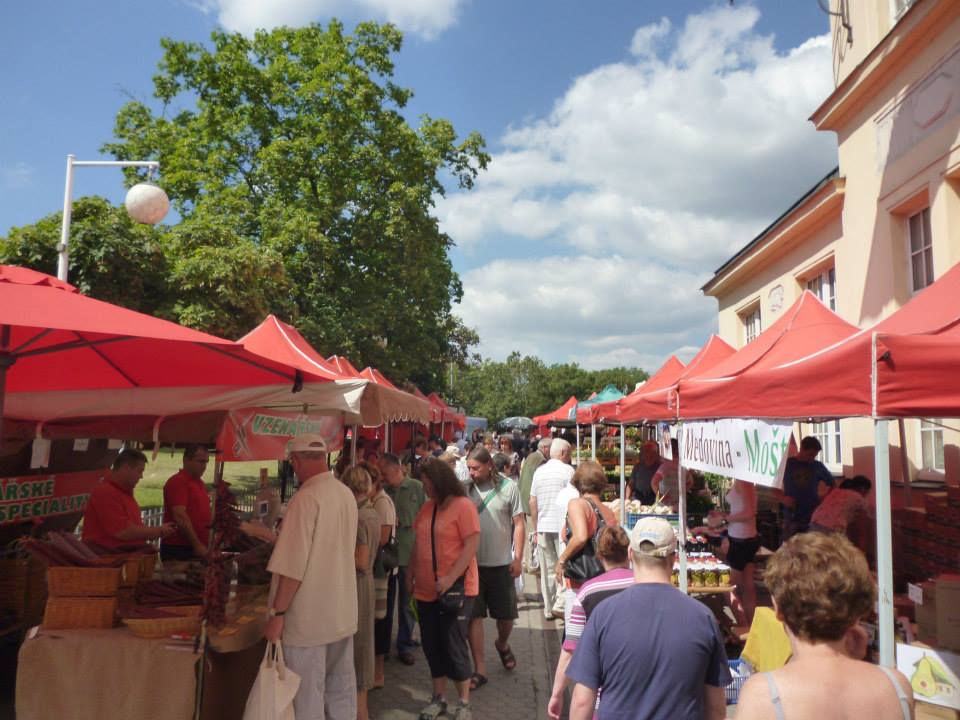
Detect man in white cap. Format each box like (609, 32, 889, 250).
(565, 517, 730, 720)
(264, 434, 359, 719)
(446, 444, 470, 483)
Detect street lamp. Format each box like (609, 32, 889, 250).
(57, 154, 170, 282)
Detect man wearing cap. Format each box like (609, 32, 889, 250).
(264, 435, 359, 719)
(445, 444, 470, 483)
(566, 517, 730, 720)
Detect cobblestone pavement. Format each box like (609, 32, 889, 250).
(369, 571, 562, 720)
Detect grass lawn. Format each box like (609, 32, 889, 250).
(136, 451, 282, 508)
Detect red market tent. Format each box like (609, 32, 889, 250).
(238, 319, 431, 425)
(0, 267, 342, 439)
(677, 291, 861, 419)
(360, 367, 398, 389)
(614, 335, 736, 424)
(684, 261, 960, 420)
(533, 395, 579, 433)
(578, 355, 687, 424)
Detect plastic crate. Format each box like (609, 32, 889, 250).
(725, 658, 751, 705)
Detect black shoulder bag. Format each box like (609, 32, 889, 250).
(431, 502, 466, 614)
(562, 498, 606, 583)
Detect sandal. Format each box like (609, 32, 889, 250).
(469, 673, 488, 690)
(495, 642, 517, 671)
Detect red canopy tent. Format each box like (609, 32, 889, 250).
(614, 335, 736, 424)
(0, 267, 337, 441)
(533, 395, 578, 434)
(577, 355, 686, 425)
(677, 291, 861, 419)
(238, 319, 431, 426)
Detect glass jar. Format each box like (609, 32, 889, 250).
(719, 564, 731, 587)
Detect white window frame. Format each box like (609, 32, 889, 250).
(806, 267, 837, 311)
(809, 419, 842, 472)
(907, 207, 934, 294)
(918, 419, 945, 479)
(742, 307, 761, 345)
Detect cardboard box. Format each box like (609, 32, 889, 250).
(917, 702, 960, 720)
(914, 582, 939, 644)
(938, 575, 960, 652)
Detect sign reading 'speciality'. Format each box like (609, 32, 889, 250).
(0, 469, 107, 525)
(680, 419, 793, 487)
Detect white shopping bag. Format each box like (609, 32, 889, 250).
(243, 642, 301, 720)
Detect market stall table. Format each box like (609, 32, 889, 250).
(16, 587, 269, 720)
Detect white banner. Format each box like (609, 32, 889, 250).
(680, 419, 793, 488)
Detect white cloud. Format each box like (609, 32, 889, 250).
(445, 5, 837, 372)
(456, 255, 718, 370)
(1, 162, 34, 190)
(194, 0, 463, 38)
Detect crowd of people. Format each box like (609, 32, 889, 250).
(84, 427, 909, 719)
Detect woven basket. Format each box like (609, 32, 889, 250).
(43, 596, 117, 629)
(47, 567, 121, 597)
(122, 614, 200, 639)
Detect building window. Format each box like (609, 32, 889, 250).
(806, 267, 836, 311)
(920, 419, 945, 472)
(810, 420, 842, 467)
(892, 0, 916, 21)
(908, 208, 934, 293)
(742, 308, 761, 344)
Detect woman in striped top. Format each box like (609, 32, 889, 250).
(547, 525, 633, 720)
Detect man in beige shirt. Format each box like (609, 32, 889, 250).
(264, 434, 359, 719)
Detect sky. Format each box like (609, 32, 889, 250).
(0, 0, 838, 374)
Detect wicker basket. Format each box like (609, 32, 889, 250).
(43, 596, 117, 629)
(0, 557, 48, 626)
(47, 567, 121, 597)
(122, 614, 200, 639)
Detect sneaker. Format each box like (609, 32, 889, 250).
(450, 700, 472, 720)
(419, 696, 447, 720)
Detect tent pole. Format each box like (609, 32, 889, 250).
(386, 422, 391, 454)
(619, 424, 626, 527)
(0, 325, 12, 446)
(897, 418, 912, 507)
(575, 424, 580, 467)
(351, 425, 358, 465)
(590, 423, 597, 461)
(874, 419, 895, 667)
(677, 426, 688, 595)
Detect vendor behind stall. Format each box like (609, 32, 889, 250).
(161, 445, 213, 560)
(82, 449, 174, 549)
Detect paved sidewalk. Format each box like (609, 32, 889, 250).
(369, 572, 561, 720)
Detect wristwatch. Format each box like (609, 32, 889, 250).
(268, 608, 286, 618)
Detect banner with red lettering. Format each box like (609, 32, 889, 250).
(218, 408, 344, 462)
(0, 469, 107, 525)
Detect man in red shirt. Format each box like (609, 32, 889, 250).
(83, 449, 174, 549)
(161, 445, 213, 560)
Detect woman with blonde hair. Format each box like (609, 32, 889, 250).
(341, 465, 381, 720)
(735, 532, 913, 720)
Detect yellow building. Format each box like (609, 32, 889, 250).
(703, 0, 960, 489)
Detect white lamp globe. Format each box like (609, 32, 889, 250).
(125, 182, 170, 225)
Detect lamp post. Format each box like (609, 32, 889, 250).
(58, 154, 170, 282)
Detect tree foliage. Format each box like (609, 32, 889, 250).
(452, 352, 649, 424)
(6, 21, 486, 389)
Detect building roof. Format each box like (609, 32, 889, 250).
(702, 167, 840, 295)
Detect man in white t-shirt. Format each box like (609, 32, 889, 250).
(265, 435, 359, 720)
(529, 438, 574, 620)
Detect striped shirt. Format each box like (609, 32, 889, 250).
(563, 567, 635, 651)
(530, 459, 574, 533)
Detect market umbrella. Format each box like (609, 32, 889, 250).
(0, 265, 328, 441)
(499, 416, 535, 430)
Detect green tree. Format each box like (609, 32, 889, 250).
(0, 196, 169, 315)
(103, 22, 488, 387)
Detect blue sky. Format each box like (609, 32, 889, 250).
(0, 0, 837, 371)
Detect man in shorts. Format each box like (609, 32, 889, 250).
(464, 446, 525, 689)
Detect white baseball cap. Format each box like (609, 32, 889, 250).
(629, 517, 677, 558)
(287, 434, 329, 456)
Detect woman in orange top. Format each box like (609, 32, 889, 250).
(407, 457, 480, 720)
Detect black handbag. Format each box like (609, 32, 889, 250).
(374, 535, 399, 578)
(562, 498, 606, 583)
(431, 503, 466, 613)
